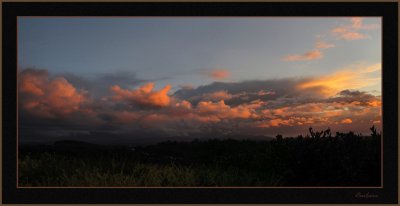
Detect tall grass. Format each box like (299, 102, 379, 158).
(19, 153, 282, 186)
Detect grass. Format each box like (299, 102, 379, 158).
(18, 127, 381, 187)
(19, 153, 283, 187)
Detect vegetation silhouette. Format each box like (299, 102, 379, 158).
(19, 126, 381, 187)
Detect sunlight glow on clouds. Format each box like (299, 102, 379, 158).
(201, 69, 230, 80)
(298, 63, 381, 97)
(283, 50, 323, 62)
(18, 61, 381, 138)
(282, 40, 335, 62)
(17, 17, 381, 141)
(19, 69, 89, 119)
(110, 83, 172, 108)
(341, 118, 353, 124)
(331, 17, 379, 40)
(282, 17, 378, 62)
(315, 40, 335, 49)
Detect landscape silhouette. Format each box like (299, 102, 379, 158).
(19, 126, 381, 187)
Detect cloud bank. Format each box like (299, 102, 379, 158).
(18, 64, 381, 143)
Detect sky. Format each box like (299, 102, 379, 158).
(17, 17, 382, 143)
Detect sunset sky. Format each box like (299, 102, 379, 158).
(18, 17, 381, 143)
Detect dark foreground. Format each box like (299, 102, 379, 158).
(19, 127, 381, 187)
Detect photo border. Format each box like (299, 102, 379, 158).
(2, 2, 398, 204)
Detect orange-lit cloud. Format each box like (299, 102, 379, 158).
(257, 116, 318, 128)
(45, 78, 88, 114)
(257, 90, 276, 96)
(282, 39, 333, 62)
(272, 107, 290, 116)
(197, 100, 230, 115)
(137, 100, 257, 130)
(19, 70, 47, 96)
(351, 17, 363, 29)
(196, 100, 252, 119)
(110, 82, 171, 108)
(119, 66, 381, 133)
(373, 120, 381, 124)
(331, 17, 378, 40)
(245, 99, 267, 110)
(202, 69, 230, 80)
(174, 100, 192, 110)
(368, 100, 381, 107)
(341, 118, 353, 124)
(351, 17, 379, 30)
(19, 67, 382, 139)
(298, 63, 381, 97)
(254, 89, 380, 129)
(315, 40, 335, 49)
(19, 69, 88, 118)
(201, 91, 233, 101)
(283, 17, 377, 63)
(283, 50, 323, 62)
(332, 29, 367, 40)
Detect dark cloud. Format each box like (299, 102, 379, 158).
(61, 70, 145, 98)
(173, 79, 309, 106)
(327, 89, 378, 106)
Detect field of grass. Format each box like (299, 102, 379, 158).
(18, 127, 381, 187)
(19, 154, 282, 187)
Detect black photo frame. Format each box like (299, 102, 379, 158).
(2, 2, 398, 204)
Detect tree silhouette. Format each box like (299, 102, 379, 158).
(276, 134, 283, 141)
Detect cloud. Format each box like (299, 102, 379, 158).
(18, 65, 382, 142)
(331, 28, 367, 40)
(283, 35, 334, 63)
(19, 68, 89, 119)
(282, 17, 379, 64)
(112, 111, 140, 124)
(200, 90, 233, 101)
(178, 84, 195, 90)
(196, 100, 253, 120)
(329, 90, 381, 108)
(170, 64, 380, 134)
(180, 90, 234, 104)
(133, 99, 259, 136)
(282, 50, 323, 62)
(341, 118, 353, 124)
(298, 63, 381, 97)
(62, 71, 145, 98)
(315, 40, 335, 49)
(351, 17, 379, 30)
(19, 68, 48, 96)
(257, 90, 276, 96)
(174, 100, 192, 110)
(255, 94, 379, 129)
(173, 79, 298, 107)
(110, 82, 172, 108)
(331, 17, 378, 40)
(350, 17, 363, 29)
(201, 69, 230, 80)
